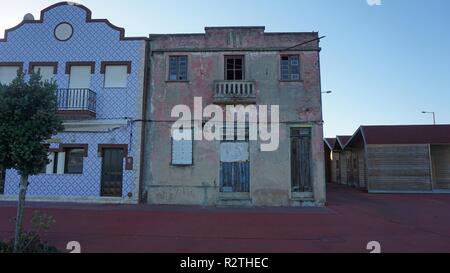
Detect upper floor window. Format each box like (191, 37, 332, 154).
(225, 55, 244, 81)
(169, 56, 188, 81)
(101, 61, 131, 88)
(0, 63, 22, 85)
(281, 55, 300, 81)
(66, 62, 95, 89)
(30, 62, 58, 82)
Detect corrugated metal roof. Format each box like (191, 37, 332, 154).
(360, 125, 450, 145)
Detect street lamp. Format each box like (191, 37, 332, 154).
(322, 91, 332, 94)
(421, 111, 436, 125)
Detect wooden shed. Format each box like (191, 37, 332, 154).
(345, 125, 450, 193)
(324, 138, 336, 183)
(324, 136, 352, 185)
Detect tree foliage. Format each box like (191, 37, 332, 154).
(0, 72, 63, 176)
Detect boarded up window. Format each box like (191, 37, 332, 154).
(281, 55, 300, 81)
(169, 56, 188, 81)
(104, 65, 128, 88)
(0, 66, 21, 85)
(171, 128, 193, 165)
(291, 127, 312, 192)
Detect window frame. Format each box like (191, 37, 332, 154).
(64, 148, 86, 175)
(0, 62, 24, 85)
(224, 55, 245, 81)
(280, 55, 301, 82)
(167, 55, 188, 82)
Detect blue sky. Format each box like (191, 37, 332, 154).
(1, 0, 449, 137)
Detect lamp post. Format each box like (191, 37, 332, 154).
(421, 111, 436, 125)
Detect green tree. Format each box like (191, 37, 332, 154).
(0, 72, 63, 252)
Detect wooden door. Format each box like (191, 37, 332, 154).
(101, 149, 124, 197)
(220, 141, 250, 193)
(220, 161, 250, 193)
(431, 145, 450, 190)
(353, 154, 360, 187)
(0, 167, 5, 194)
(291, 128, 312, 192)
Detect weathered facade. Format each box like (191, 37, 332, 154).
(143, 27, 326, 207)
(0, 3, 147, 203)
(340, 125, 450, 193)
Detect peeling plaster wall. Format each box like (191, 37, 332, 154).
(144, 27, 325, 207)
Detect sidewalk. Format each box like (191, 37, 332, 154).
(1, 184, 450, 253)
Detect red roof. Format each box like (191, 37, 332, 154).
(324, 138, 337, 149)
(360, 125, 450, 145)
(336, 136, 352, 148)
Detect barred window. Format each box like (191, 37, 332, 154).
(281, 55, 300, 81)
(169, 56, 188, 81)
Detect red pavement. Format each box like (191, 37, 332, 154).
(1, 183, 450, 253)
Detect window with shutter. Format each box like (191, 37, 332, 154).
(0, 66, 21, 85)
(33, 66, 55, 82)
(104, 65, 128, 88)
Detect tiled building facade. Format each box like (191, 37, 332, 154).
(0, 3, 147, 203)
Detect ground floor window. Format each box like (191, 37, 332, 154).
(64, 148, 85, 174)
(291, 127, 313, 192)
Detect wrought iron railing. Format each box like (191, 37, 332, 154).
(56, 88, 97, 113)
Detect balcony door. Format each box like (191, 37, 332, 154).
(67, 66, 91, 110)
(225, 55, 244, 81)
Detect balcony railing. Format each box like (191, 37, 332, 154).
(213, 81, 256, 104)
(56, 88, 97, 119)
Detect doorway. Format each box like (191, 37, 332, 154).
(101, 148, 124, 197)
(0, 167, 5, 194)
(291, 127, 313, 193)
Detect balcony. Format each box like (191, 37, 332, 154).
(56, 88, 97, 120)
(213, 81, 256, 104)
